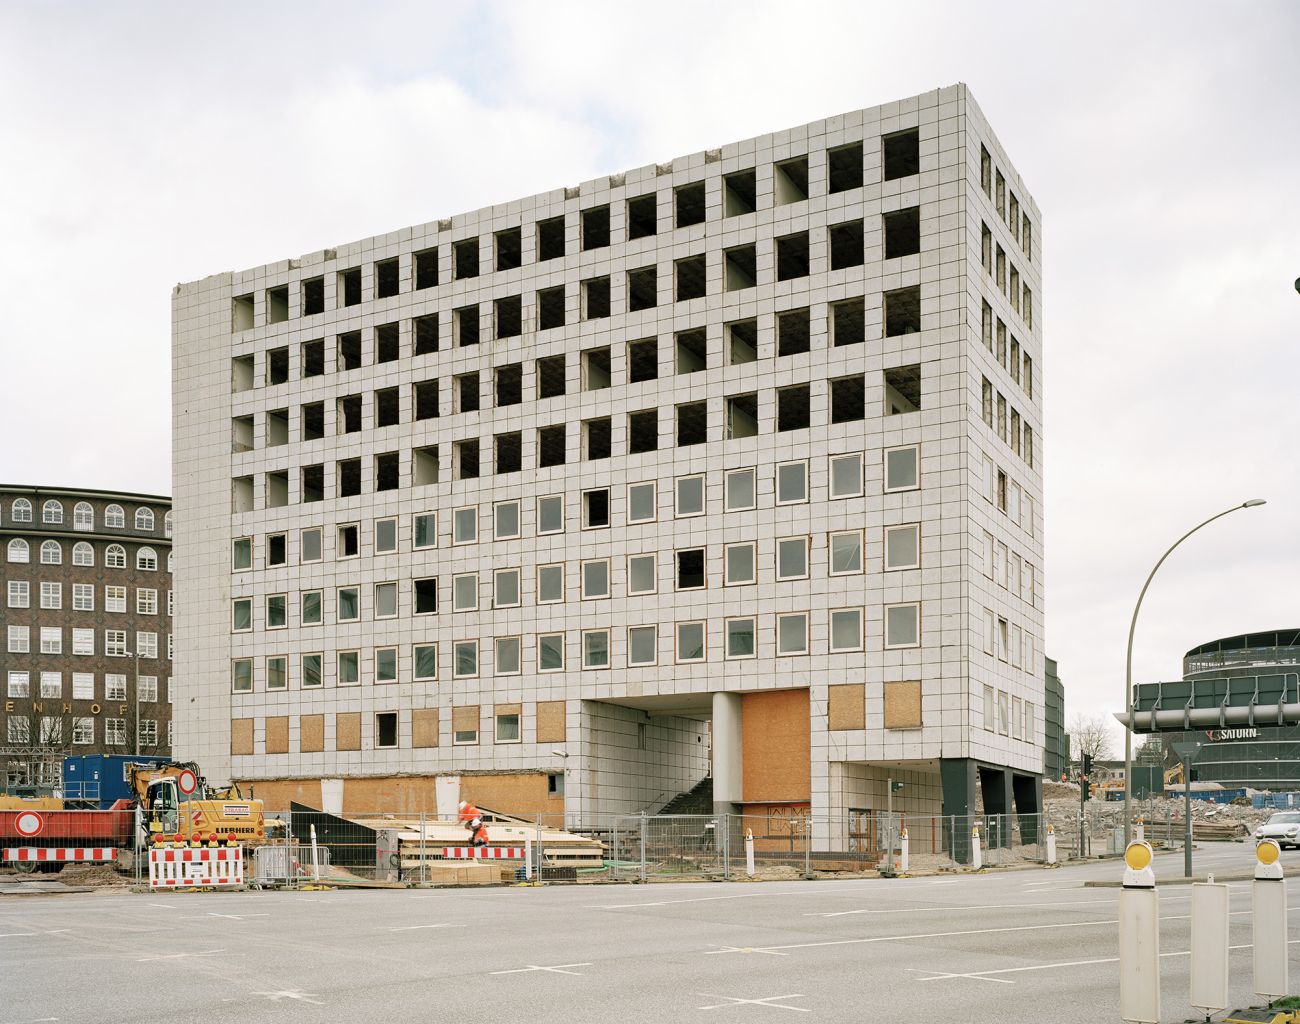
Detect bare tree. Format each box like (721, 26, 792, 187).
(1069, 713, 1114, 761)
(1134, 733, 1166, 765)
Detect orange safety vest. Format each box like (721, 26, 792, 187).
(458, 803, 481, 826)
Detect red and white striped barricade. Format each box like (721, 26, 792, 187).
(149, 846, 244, 888)
(442, 846, 526, 859)
(5, 847, 118, 866)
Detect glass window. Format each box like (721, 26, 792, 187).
(8, 625, 30, 653)
(675, 474, 705, 517)
(338, 587, 360, 621)
(7, 581, 28, 608)
(581, 559, 610, 599)
(776, 537, 809, 580)
(884, 603, 921, 648)
(375, 647, 398, 683)
(264, 594, 285, 628)
(7, 538, 29, 563)
(40, 540, 62, 565)
(374, 582, 398, 618)
(537, 495, 564, 535)
(627, 555, 657, 595)
(104, 629, 125, 656)
(582, 629, 610, 669)
(494, 568, 520, 608)
(884, 444, 920, 492)
(72, 541, 94, 566)
(885, 524, 920, 570)
(537, 564, 564, 604)
(495, 712, 521, 743)
(72, 583, 93, 611)
(43, 499, 63, 524)
(72, 717, 94, 745)
(724, 468, 756, 511)
(232, 598, 252, 632)
(413, 644, 438, 681)
(725, 617, 756, 659)
(232, 537, 252, 570)
(374, 518, 398, 554)
(8, 671, 30, 697)
(452, 506, 478, 544)
(72, 629, 94, 656)
(164, 511, 174, 538)
(73, 501, 94, 530)
(40, 671, 62, 698)
(135, 508, 154, 531)
(106, 673, 126, 699)
(777, 612, 808, 655)
(40, 581, 62, 609)
(338, 650, 360, 685)
(302, 653, 323, 688)
(11, 498, 32, 522)
(413, 512, 437, 549)
(266, 656, 287, 690)
(627, 625, 658, 666)
(105, 543, 126, 568)
(829, 531, 863, 574)
(829, 453, 863, 498)
(494, 501, 521, 540)
(495, 636, 521, 675)
(136, 631, 157, 658)
(138, 588, 159, 614)
(776, 461, 808, 504)
(232, 659, 253, 693)
(453, 574, 478, 611)
(829, 608, 864, 652)
(538, 633, 565, 672)
(454, 715, 478, 745)
(724, 542, 756, 585)
(302, 590, 322, 625)
(627, 482, 657, 524)
(676, 621, 706, 662)
(454, 640, 478, 678)
(137, 547, 158, 571)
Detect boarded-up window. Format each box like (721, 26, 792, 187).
(452, 705, 480, 744)
(231, 718, 254, 755)
(336, 712, 361, 751)
(300, 714, 324, 753)
(883, 681, 923, 729)
(536, 700, 566, 744)
(827, 684, 865, 730)
(265, 716, 289, 754)
(412, 708, 440, 748)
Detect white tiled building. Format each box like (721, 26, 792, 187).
(172, 84, 1042, 832)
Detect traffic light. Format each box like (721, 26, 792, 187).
(890, 780, 904, 793)
(1081, 754, 1093, 802)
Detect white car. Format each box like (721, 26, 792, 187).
(1255, 812, 1300, 849)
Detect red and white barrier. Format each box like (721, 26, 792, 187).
(443, 847, 526, 859)
(5, 847, 118, 864)
(149, 846, 244, 888)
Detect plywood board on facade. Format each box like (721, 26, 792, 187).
(884, 680, 923, 729)
(265, 716, 289, 754)
(231, 718, 254, 755)
(536, 700, 566, 743)
(300, 714, 324, 753)
(827, 684, 865, 730)
(412, 708, 439, 748)
(336, 712, 361, 751)
(742, 689, 810, 803)
(452, 705, 479, 735)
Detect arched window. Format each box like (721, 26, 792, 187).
(73, 502, 94, 531)
(72, 542, 94, 567)
(40, 540, 62, 565)
(135, 508, 155, 532)
(7, 538, 30, 563)
(11, 498, 32, 523)
(105, 544, 126, 568)
(167, 550, 174, 572)
(42, 500, 63, 524)
(105, 504, 125, 528)
(137, 546, 158, 571)
(164, 510, 174, 538)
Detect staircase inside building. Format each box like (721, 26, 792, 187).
(658, 776, 713, 815)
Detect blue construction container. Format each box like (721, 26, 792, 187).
(61, 755, 170, 808)
(1253, 792, 1300, 810)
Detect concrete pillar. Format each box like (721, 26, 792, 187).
(713, 692, 743, 816)
(1013, 772, 1043, 844)
(940, 758, 976, 864)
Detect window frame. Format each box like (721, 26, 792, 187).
(776, 611, 810, 656)
(775, 460, 808, 505)
(337, 586, 361, 622)
(828, 530, 864, 576)
(452, 506, 479, 545)
(828, 607, 865, 653)
(301, 589, 323, 626)
(536, 494, 565, 535)
(674, 474, 706, 518)
(413, 643, 438, 682)
(884, 523, 921, 571)
(494, 636, 522, 676)
(626, 625, 659, 667)
(301, 652, 323, 689)
(829, 452, 864, 499)
(724, 616, 757, 660)
(626, 481, 657, 524)
(231, 598, 253, 633)
(581, 628, 611, 670)
(775, 536, 810, 582)
(675, 621, 707, 663)
(493, 567, 521, 609)
(883, 444, 921, 493)
(493, 500, 522, 541)
(412, 512, 437, 550)
(724, 467, 757, 512)
(374, 646, 399, 684)
(536, 563, 565, 604)
(452, 573, 479, 612)
(537, 632, 565, 673)
(723, 541, 757, 586)
(580, 558, 611, 601)
(884, 602, 922, 650)
(453, 639, 479, 678)
(373, 581, 399, 620)
(374, 517, 399, 555)
(232, 658, 253, 693)
(337, 650, 361, 686)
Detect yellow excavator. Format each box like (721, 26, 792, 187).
(129, 761, 269, 845)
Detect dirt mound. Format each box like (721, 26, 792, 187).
(55, 863, 129, 887)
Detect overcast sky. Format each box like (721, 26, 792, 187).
(2, 1, 1296, 745)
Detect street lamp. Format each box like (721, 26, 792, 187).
(1122, 498, 1266, 844)
(122, 650, 144, 755)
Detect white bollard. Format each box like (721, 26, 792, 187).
(1118, 841, 1160, 1024)
(971, 826, 982, 871)
(310, 824, 320, 882)
(744, 828, 755, 877)
(898, 828, 909, 875)
(524, 837, 533, 880)
(1189, 875, 1228, 1017)
(1135, 819, 1145, 843)
(1253, 839, 1288, 1000)
(1045, 823, 1057, 865)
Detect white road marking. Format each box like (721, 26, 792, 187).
(696, 993, 809, 1013)
(388, 924, 463, 931)
(187, 912, 269, 921)
(591, 891, 808, 909)
(0, 933, 38, 938)
(251, 990, 324, 1005)
(136, 949, 225, 962)
(808, 897, 1118, 918)
(906, 967, 1014, 985)
(710, 945, 788, 956)
(147, 903, 178, 910)
(490, 962, 592, 976)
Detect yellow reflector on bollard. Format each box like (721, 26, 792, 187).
(1257, 840, 1280, 866)
(1125, 841, 1153, 872)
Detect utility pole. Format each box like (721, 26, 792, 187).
(885, 778, 903, 874)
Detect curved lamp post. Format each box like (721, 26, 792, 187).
(1122, 498, 1267, 844)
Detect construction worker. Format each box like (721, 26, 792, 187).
(458, 800, 489, 847)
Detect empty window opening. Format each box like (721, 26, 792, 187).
(302, 338, 324, 377)
(302, 464, 324, 503)
(884, 286, 922, 336)
(628, 409, 658, 454)
(996, 170, 1006, 219)
(231, 415, 253, 453)
(675, 182, 706, 227)
(628, 266, 657, 311)
(337, 524, 358, 557)
(495, 227, 522, 271)
(456, 372, 480, 413)
(884, 364, 922, 414)
(582, 347, 612, 390)
(774, 156, 809, 205)
(676, 401, 707, 446)
(627, 194, 657, 239)
(676, 254, 707, 301)
(266, 471, 288, 508)
(676, 549, 705, 590)
(454, 305, 480, 347)
(413, 445, 439, 485)
(883, 128, 920, 180)
(338, 458, 361, 497)
(496, 431, 522, 474)
(829, 219, 865, 270)
(585, 418, 611, 460)
(414, 577, 438, 614)
(338, 331, 361, 371)
(537, 355, 566, 398)
(584, 488, 610, 528)
(828, 142, 864, 193)
(339, 268, 361, 306)
(583, 276, 610, 319)
(582, 205, 610, 250)
(628, 338, 658, 382)
(831, 298, 866, 347)
(726, 393, 759, 438)
(884, 207, 921, 259)
(538, 425, 566, 468)
(724, 245, 757, 290)
(267, 408, 289, 446)
(232, 476, 253, 513)
(414, 313, 439, 355)
(538, 285, 565, 330)
(302, 401, 324, 439)
(675, 329, 707, 374)
(455, 438, 480, 480)
(414, 379, 439, 420)
(375, 322, 400, 363)
(830, 375, 866, 423)
(267, 347, 289, 385)
(302, 277, 324, 316)
(496, 295, 522, 339)
(776, 231, 810, 281)
(375, 258, 400, 299)
(376, 452, 399, 491)
(375, 387, 400, 428)
(778, 384, 811, 432)
(338, 394, 362, 434)
(232, 293, 254, 331)
(453, 238, 479, 279)
(376, 712, 398, 748)
(414, 247, 438, 289)
(495, 363, 522, 407)
(727, 320, 758, 364)
(723, 168, 757, 216)
(778, 308, 811, 355)
(537, 216, 565, 261)
(267, 285, 289, 323)
(980, 145, 992, 195)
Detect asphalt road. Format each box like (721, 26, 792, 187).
(1, 843, 1297, 1024)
